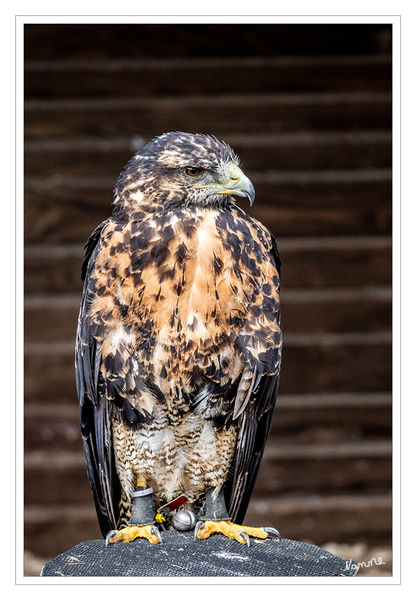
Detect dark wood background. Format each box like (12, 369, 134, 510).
(24, 23, 392, 566)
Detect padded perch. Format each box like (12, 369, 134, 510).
(41, 531, 357, 577)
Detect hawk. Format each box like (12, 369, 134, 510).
(76, 132, 282, 546)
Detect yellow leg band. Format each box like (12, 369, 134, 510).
(136, 474, 146, 487)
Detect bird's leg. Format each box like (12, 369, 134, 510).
(194, 487, 280, 547)
(106, 476, 162, 546)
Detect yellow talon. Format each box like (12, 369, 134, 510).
(106, 525, 161, 545)
(196, 520, 268, 544)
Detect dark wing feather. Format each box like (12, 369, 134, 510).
(225, 236, 282, 523)
(75, 219, 121, 536)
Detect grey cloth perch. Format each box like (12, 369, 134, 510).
(41, 532, 356, 577)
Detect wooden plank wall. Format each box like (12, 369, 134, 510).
(24, 24, 392, 563)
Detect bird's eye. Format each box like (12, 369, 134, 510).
(183, 167, 205, 178)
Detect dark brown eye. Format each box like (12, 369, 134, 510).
(183, 167, 204, 178)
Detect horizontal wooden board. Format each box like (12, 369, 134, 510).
(24, 131, 392, 176)
(280, 331, 391, 393)
(258, 441, 391, 495)
(24, 24, 392, 60)
(24, 237, 392, 295)
(24, 92, 392, 138)
(24, 332, 391, 402)
(281, 287, 391, 335)
(24, 170, 392, 243)
(24, 287, 392, 344)
(23, 392, 392, 453)
(246, 493, 392, 547)
(25, 55, 392, 98)
(24, 493, 392, 557)
(272, 392, 391, 438)
(24, 504, 101, 559)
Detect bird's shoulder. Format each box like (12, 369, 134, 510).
(218, 206, 276, 254)
(215, 206, 280, 281)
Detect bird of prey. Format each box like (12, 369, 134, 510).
(76, 132, 282, 546)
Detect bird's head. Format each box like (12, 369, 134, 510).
(113, 132, 255, 212)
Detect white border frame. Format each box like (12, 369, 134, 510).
(14, 12, 400, 590)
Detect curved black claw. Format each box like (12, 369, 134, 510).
(264, 527, 281, 540)
(151, 525, 163, 544)
(194, 520, 204, 540)
(105, 530, 118, 547)
(239, 531, 250, 548)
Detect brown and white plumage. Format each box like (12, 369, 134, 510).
(75, 132, 282, 537)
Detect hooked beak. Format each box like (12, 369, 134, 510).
(225, 163, 255, 206)
(192, 163, 255, 206)
(228, 170, 256, 206)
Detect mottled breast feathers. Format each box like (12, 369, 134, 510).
(80, 205, 281, 427)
